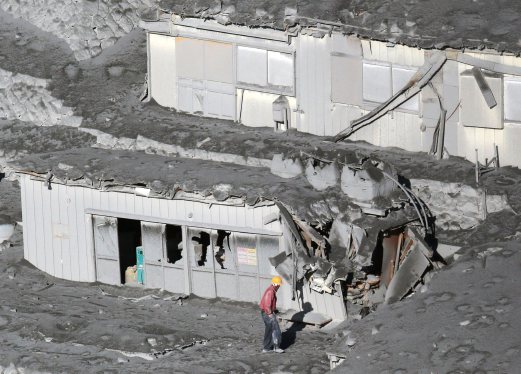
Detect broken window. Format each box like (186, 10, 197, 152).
(191, 230, 211, 267)
(117, 218, 142, 284)
(165, 224, 183, 264)
(213, 230, 232, 269)
(504, 77, 521, 122)
(237, 46, 294, 94)
(330, 54, 363, 106)
(460, 70, 503, 129)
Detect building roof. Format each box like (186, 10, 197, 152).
(10, 147, 417, 263)
(158, 0, 521, 55)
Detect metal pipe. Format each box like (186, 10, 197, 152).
(381, 171, 426, 232)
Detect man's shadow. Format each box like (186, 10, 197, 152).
(281, 302, 312, 350)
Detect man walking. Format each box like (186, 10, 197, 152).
(259, 276, 284, 353)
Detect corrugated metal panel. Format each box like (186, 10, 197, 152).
(42, 180, 55, 277)
(297, 34, 331, 136)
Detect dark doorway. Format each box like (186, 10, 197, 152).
(165, 224, 183, 264)
(117, 218, 142, 283)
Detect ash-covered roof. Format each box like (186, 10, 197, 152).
(158, 0, 521, 55)
(10, 147, 417, 263)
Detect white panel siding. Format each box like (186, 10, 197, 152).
(149, 33, 176, 107)
(239, 89, 297, 129)
(22, 179, 282, 284)
(297, 34, 331, 136)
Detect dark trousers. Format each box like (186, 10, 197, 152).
(261, 311, 282, 350)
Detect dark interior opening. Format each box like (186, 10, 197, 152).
(214, 230, 231, 269)
(165, 224, 183, 264)
(191, 231, 211, 266)
(118, 218, 142, 284)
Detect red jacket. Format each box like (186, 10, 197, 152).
(259, 285, 277, 314)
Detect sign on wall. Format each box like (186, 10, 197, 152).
(237, 246, 257, 266)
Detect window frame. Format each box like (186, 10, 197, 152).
(359, 59, 421, 114)
(503, 75, 521, 124)
(236, 45, 296, 97)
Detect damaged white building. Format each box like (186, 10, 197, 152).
(141, 0, 521, 168)
(14, 145, 442, 323)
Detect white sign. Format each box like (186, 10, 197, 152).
(237, 247, 257, 266)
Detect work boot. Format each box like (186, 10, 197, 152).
(272, 346, 285, 353)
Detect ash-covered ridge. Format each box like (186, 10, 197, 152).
(159, 0, 521, 55)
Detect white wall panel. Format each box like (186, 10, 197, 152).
(297, 34, 331, 136)
(239, 89, 296, 128)
(175, 37, 204, 80)
(149, 33, 176, 107)
(204, 41, 233, 84)
(331, 55, 363, 106)
(460, 72, 503, 129)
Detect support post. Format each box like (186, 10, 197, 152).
(435, 109, 447, 160)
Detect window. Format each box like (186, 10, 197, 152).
(237, 46, 294, 95)
(361, 61, 419, 112)
(176, 37, 233, 84)
(363, 62, 392, 103)
(175, 37, 235, 120)
(392, 66, 419, 111)
(460, 70, 503, 129)
(214, 230, 232, 270)
(331, 54, 363, 105)
(504, 77, 521, 122)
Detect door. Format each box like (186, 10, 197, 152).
(163, 225, 186, 294)
(213, 230, 238, 300)
(141, 222, 165, 289)
(187, 228, 216, 298)
(93, 215, 120, 285)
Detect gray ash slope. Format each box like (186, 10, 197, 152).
(1, 4, 521, 373)
(159, 0, 521, 54)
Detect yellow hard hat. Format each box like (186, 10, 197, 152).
(272, 276, 282, 285)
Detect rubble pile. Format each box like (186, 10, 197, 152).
(1, 0, 157, 60)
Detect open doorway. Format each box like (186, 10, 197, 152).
(165, 224, 183, 264)
(117, 218, 142, 284)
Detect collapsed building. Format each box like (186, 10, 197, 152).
(139, 0, 521, 169)
(11, 146, 441, 323)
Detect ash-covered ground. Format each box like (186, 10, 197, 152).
(1, 4, 521, 373)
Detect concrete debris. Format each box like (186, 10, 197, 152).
(411, 179, 511, 230)
(304, 160, 340, 191)
(270, 154, 304, 179)
(340, 159, 397, 203)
